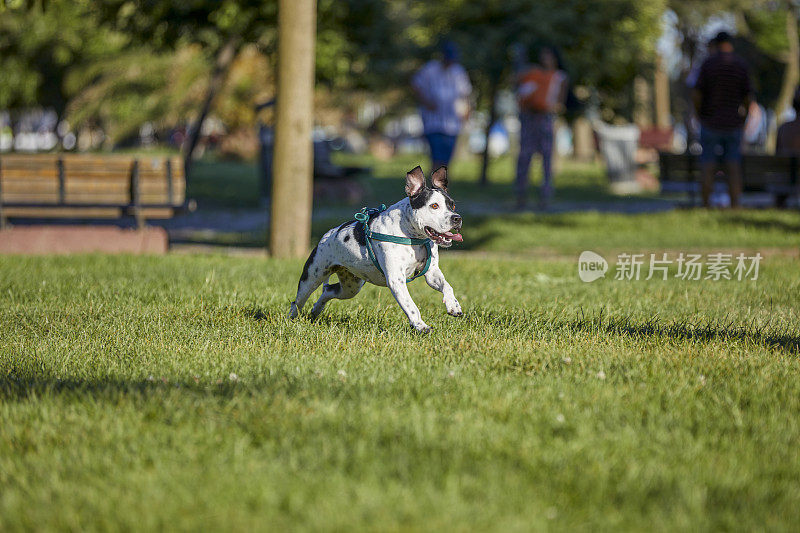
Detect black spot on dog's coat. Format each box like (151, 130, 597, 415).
(353, 221, 367, 246)
(343, 235, 350, 242)
(326, 282, 342, 295)
(409, 188, 433, 209)
(299, 245, 318, 284)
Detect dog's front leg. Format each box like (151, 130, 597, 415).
(424, 266, 463, 317)
(385, 270, 431, 333)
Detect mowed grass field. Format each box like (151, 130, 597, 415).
(2, 207, 800, 531)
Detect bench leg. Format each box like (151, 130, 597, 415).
(135, 209, 146, 230)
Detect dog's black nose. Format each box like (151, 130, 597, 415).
(451, 214, 462, 226)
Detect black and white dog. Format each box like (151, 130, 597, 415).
(288, 166, 463, 332)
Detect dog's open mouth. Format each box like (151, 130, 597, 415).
(425, 227, 463, 246)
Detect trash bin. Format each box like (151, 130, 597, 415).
(593, 119, 640, 193)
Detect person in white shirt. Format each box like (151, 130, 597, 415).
(411, 41, 472, 170)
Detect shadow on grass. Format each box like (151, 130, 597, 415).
(0, 374, 258, 402)
(720, 213, 800, 234)
(241, 305, 398, 332)
(573, 313, 800, 354)
(476, 308, 800, 354)
(244, 303, 800, 354)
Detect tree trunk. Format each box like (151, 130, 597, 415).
(633, 75, 653, 129)
(479, 79, 499, 187)
(269, 0, 317, 258)
(182, 36, 240, 176)
(654, 54, 671, 130)
(776, 2, 800, 123)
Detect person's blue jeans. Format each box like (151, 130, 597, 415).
(425, 133, 457, 168)
(699, 126, 743, 208)
(700, 126, 743, 164)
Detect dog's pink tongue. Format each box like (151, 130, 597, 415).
(444, 231, 463, 242)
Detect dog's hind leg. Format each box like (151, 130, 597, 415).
(310, 268, 365, 319)
(288, 246, 329, 319)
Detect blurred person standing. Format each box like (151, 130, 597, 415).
(514, 46, 568, 209)
(692, 31, 753, 208)
(776, 88, 800, 155)
(411, 41, 472, 170)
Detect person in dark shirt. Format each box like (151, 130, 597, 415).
(776, 88, 800, 155)
(692, 31, 753, 208)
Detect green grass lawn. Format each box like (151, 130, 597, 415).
(461, 209, 800, 255)
(2, 246, 800, 530)
(3, 151, 800, 529)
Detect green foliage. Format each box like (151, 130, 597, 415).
(94, 0, 279, 51)
(0, 0, 126, 112)
(15, 0, 797, 140)
(65, 46, 211, 143)
(744, 7, 792, 56)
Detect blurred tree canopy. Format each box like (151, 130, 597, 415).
(417, 0, 667, 115)
(0, 0, 126, 114)
(2, 0, 798, 149)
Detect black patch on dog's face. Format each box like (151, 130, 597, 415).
(409, 188, 433, 209)
(343, 234, 350, 243)
(299, 245, 317, 284)
(410, 187, 455, 211)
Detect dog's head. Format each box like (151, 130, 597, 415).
(405, 166, 463, 248)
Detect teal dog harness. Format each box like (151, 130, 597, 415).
(354, 205, 432, 283)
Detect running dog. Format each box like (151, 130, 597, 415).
(288, 166, 463, 332)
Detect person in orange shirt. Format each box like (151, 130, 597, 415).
(514, 46, 568, 210)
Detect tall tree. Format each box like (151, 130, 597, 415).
(271, 0, 317, 257)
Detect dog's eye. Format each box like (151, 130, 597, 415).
(430, 203, 439, 210)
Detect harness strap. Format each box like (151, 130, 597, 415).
(354, 205, 432, 283)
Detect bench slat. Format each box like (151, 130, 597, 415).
(0, 154, 186, 223)
(1, 207, 123, 218)
(2, 182, 60, 193)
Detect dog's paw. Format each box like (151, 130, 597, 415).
(412, 323, 433, 334)
(445, 299, 463, 317)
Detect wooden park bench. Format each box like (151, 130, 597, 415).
(659, 152, 800, 206)
(0, 154, 186, 228)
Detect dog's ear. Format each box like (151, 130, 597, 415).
(431, 166, 448, 191)
(406, 166, 426, 197)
